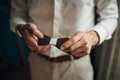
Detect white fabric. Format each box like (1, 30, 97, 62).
(29, 52, 93, 80)
(10, 0, 118, 57)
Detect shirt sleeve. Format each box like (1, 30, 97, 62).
(10, 0, 28, 33)
(91, 0, 119, 44)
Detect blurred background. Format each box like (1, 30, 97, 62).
(0, 0, 30, 80)
(0, 0, 120, 80)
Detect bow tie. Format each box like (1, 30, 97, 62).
(37, 35, 70, 54)
(38, 35, 69, 48)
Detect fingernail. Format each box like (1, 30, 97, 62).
(60, 46, 64, 50)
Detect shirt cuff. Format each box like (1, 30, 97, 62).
(15, 20, 27, 38)
(10, 18, 27, 33)
(90, 24, 109, 44)
(15, 20, 27, 26)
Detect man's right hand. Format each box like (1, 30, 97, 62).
(16, 23, 51, 55)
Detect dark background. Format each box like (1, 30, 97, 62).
(0, 0, 30, 80)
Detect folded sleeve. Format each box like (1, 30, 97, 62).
(10, 0, 28, 32)
(91, 0, 119, 44)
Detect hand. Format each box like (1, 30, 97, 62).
(60, 31, 99, 57)
(17, 23, 51, 55)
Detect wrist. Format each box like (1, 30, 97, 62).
(87, 30, 100, 46)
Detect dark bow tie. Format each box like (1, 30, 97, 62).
(38, 35, 69, 48)
(37, 35, 70, 54)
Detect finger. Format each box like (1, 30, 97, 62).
(25, 30, 37, 43)
(35, 45, 51, 55)
(24, 29, 32, 40)
(39, 45, 51, 54)
(60, 31, 85, 50)
(24, 25, 38, 41)
(33, 29, 44, 39)
(71, 44, 92, 57)
(69, 39, 85, 51)
(71, 46, 86, 55)
(25, 30, 39, 49)
(28, 42, 48, 54)
(24, 23, 37, 33)
(73, 52, 86, 57)
(25, 23, 44, 38)
(35, 46, 45, 54)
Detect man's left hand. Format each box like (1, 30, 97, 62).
(60, 30, 99, 57)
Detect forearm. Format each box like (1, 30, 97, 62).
(10, 0, 28, 33)
(90, 0, 119, 44)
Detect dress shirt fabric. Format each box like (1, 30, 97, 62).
(10, 0, 118, 57)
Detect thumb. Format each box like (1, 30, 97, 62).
(24, 23, 44, 38)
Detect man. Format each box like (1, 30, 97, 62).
(10, 0, 118, 80)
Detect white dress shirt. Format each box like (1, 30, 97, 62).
(10, 0, 118, 57)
